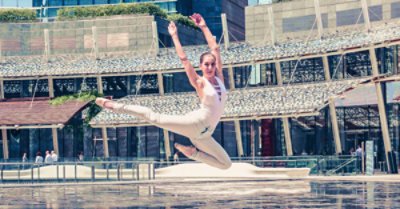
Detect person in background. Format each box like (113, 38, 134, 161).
(173, 152, 180, 164)
(22, 152, 28, 169)
(78, 151, 84, 162)
(35, 151, 43, 164)
(45, 150, 53, 164)
(51, 150, 58, 163)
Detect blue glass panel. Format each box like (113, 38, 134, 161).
(48, 0, 62, 6)
(79, 0, 93, 5)
(64, 0, 79, 6)
(48, 8, 59, 17)
(94, 0, 108, 4)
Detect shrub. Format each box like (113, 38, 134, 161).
(0, 9, 36, 22)
(56, 3, 195, 28)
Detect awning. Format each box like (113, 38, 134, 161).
(0, 97, 90, 129)
(90, 78, 371, 128)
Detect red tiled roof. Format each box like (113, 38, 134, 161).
(0, 97, 90, 126)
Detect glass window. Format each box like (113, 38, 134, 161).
(157, 2, 168, 11)
(33, 0, 43, 7)
(79, 0, 93, 5)
(94, 0, 108, 5)
(168, 2, 176, 13)
(109, 0, 121, 4)
(329, 51, 372, 80)
(47, 8, 59, 17)
(48, 0, 62, 6)
(64, 0, 79, 6)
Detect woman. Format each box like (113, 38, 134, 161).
(96, 14, 231, 169)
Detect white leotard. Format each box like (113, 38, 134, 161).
(199, 76, 227, 129)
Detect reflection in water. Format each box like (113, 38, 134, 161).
(1, 180, 400, 208)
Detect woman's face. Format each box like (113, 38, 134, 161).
(200, 54, 216, 79)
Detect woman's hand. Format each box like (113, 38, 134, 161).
(190, 13, 206, 28)
(168, 21, 178, 36)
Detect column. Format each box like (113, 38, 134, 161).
(48, 77, 54, 98)
(101, 127, 109, 158)
(2, 129, 8, 160)
(329, 98, 342, 154)
(313, 0, 324, 39)
(97, 76, 103, 95)
(52, 128, 59, 155)
(152, 21, 159, 55)
(221, 13, 230, 50)
(322, 56, 331, 81)
(157, 72, 171, 160)
(92, 26, 99, 59)
(234, 120, 244, 157)
(44, 29, 50, 62)
(323, 55, 342, 154)
(282, 118, 293, 156)
(267, 7, 276, 45)
(370, 47, 393, 173)
(275, 61, 293, 156)
(0, 79, 4, 99)
(361, 0, 371, 31)
(228, 65, 235, 90)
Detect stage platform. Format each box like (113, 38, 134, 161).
(156, 163, 310, 179)
(0, 163, 310, 183)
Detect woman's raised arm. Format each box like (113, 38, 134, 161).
(190, 13, 223, 83)
(168, 21, 199, 88)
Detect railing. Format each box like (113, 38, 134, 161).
(0, 160, 155, 184)
(154, 155, 360, 175)
(0, 155, 363, 184)
(325, 157, 359, 175)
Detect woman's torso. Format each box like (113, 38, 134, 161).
(195, 76, 227, 128)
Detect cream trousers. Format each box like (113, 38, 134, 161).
(113, 103, 232, 170)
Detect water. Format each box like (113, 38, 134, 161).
(0, 180, 399, 208)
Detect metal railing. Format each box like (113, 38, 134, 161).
(0, 155, 364, 184)
(0, 160, 155, 184)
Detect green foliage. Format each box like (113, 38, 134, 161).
(56, 3, 195, 28)
(83, 103, 102, 124)
(167, 13, 197, 29)
(57, 3, 168, 20)
(0, 9, 36, 22)
(49, 91, 103, 124)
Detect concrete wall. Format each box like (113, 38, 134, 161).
(246, 0, 400, 44)
(0, 15, 154, 56)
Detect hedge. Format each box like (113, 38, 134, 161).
(167, 13, 197, 29)
(57, 3, 197, 29)
(0, 9, 36, 22)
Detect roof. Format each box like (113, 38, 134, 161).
(1, 20, 400, 79)
(0, 97, 90, 128)
(90, 78, 370, 127)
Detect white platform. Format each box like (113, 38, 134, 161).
(156, 163, 310, 179)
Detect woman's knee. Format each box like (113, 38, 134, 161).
(219, 159, 232, 170)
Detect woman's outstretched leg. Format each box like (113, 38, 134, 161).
(176, 137, 232, 170)
(96, 98, 201, 139)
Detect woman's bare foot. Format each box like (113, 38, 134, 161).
(174, 143, 196, 158)
(95, 98, 115, 109)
